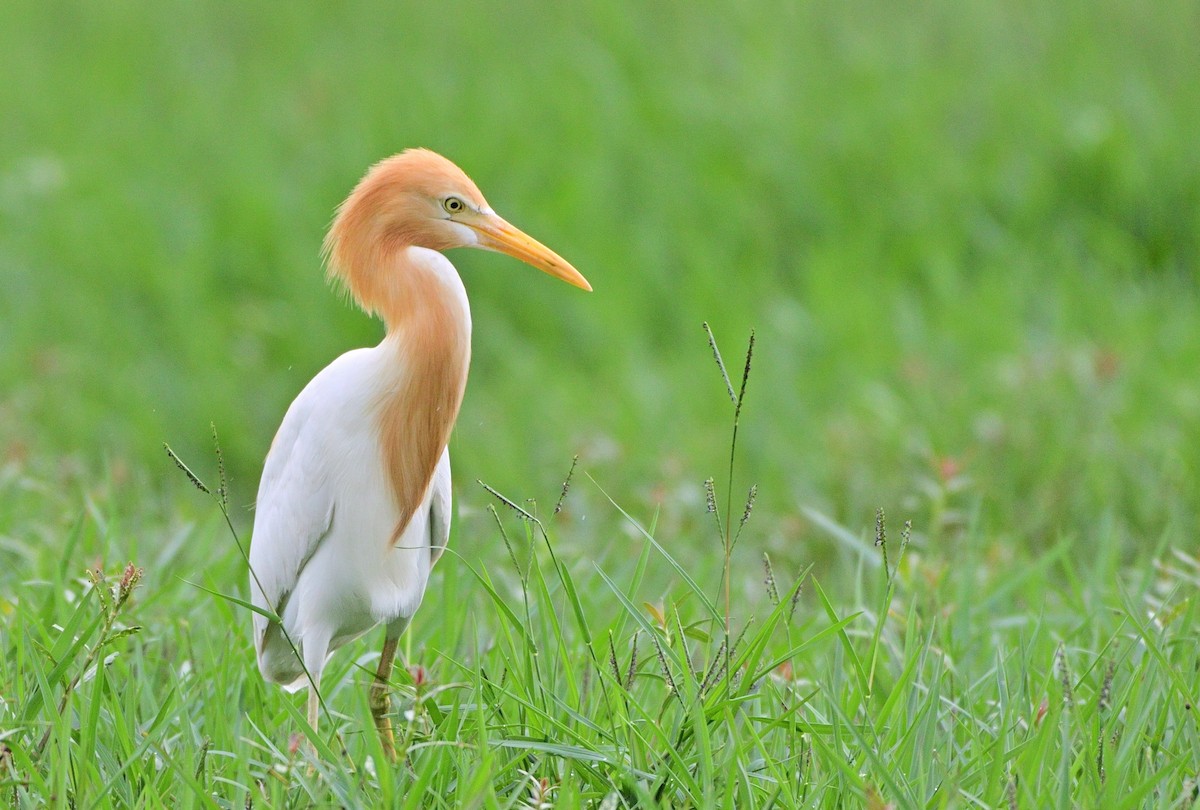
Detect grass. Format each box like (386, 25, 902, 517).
(2, 0, 1200, 806)
(3, 420, 1199, 806)
(4, 328, 1199, 806)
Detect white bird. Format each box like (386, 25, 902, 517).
(248, 149, 590, 758)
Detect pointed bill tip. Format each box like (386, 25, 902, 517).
(470, 215, 591, 292)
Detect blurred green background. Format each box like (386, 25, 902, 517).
(3, 1, 1198, 554)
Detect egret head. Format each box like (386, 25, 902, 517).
(325, 149, 590, 318)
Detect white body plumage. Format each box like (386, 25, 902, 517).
(249, 248, 468, 690)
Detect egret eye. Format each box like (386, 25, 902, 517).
(442, 197, 466, 214)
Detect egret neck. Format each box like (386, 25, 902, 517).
(373, 246, 471, 548)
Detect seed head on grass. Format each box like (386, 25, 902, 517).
(626, 632, 639, 689)
(164, 442, 210, 495)
(553, 455, 578, 515)
(608, 632, 622, 685)
(479, 480, 538, 524)
(699, 637, 728, 695)
(210, 423, 228, 510)
(734, 329, 755, 421)
(489, 505, 523, 578)
(1055, 643, 1074, 708)
(117, 562, 142, 608)
(703, 476, 725, 541)
(789, 576, 803, 624)
(737, 484, 757, 534)
(702, 322, 736, 405)
(728, 620, 752, 663)
(762, 553, 780, 606)
(650, 633, 679, 700)
(89, 565, 111, 613)
(875, 507, 891, 583)
(606, 631, 639, 690)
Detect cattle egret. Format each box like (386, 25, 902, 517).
(248, 149, 590, 758)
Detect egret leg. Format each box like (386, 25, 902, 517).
(301, 635, 329, 757)
(307, 678, 320, 736)
(370, 633, 400, 762)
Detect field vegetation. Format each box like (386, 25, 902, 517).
(2, 2, 1199, 806)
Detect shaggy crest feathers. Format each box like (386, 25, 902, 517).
(322, 148, 487, 324)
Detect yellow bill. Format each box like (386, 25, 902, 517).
(470, 214, 592, 292)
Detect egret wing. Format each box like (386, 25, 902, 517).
(248, 399, 337, 656)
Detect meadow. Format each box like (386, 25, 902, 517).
(2, 1, 1199, 806)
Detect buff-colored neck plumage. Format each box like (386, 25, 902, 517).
(323, 150, 478, 545)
